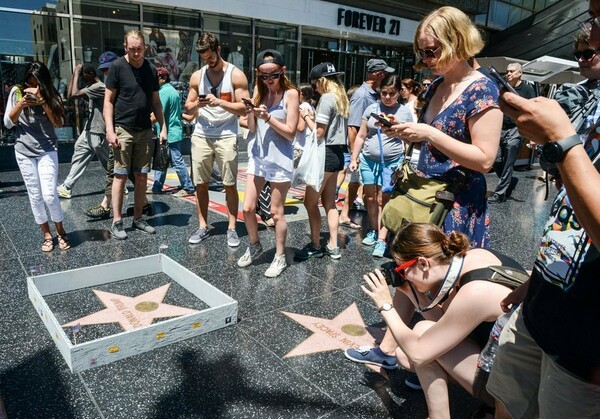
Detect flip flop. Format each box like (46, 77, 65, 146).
(339, 219, 361, 230)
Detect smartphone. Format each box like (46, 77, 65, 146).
(242, 98, 255, 108)
(198, 94, 207, 100)
(370, 112, 393, 127)
(488, 66, 518, 95)
(25, 93, 37, 100)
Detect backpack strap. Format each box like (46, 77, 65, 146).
(459, 266, 529, 290)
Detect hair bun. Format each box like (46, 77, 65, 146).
(444, 231, 470, 257)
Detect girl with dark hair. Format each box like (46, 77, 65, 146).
(237, 49, 299, 277)
(349, 74, 412, 257)
(3, 61, 70, 252)
(295, 83, 315, 167)
(400, 78, 422, 122)
(352, 223, 524, 418)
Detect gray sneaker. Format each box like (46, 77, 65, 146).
(227, 229, 240, 247)
(132, 218, 156, 234)
(264, 254, 287, 278)
(57, 184, 71, 199)
(323, 244, 341, 260)
(188, 227, 209, 244)
(237, 242, 263, 267)
(111, 220, 128, 240)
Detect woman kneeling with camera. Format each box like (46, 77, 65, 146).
(360, 223, 524, 418)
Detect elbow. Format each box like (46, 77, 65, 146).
(479, 159, 495, 174)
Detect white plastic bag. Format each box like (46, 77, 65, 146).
(292, 132, 325, 192)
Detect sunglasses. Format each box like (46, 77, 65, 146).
(416, 47, 441, 60)
(580, 16, 600, 34)
(258, 72, 282, 81)
(394, 258, 418, 280)
(574, 48, 600, 61)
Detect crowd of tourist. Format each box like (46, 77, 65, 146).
(4, 2, 599, 417)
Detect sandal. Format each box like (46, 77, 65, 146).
(57, 233, 71, 251)
(41, 237, 54, 252)
(339, 219, 362, 230)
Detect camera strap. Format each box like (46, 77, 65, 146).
(409, 255, 464, 313)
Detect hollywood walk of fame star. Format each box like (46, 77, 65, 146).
(281, 303, 384, 358)
(62, 284, 199, 331)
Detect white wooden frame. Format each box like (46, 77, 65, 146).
(27, 254, 237, 373)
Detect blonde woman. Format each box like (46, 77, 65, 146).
(296, 63, 349, 260)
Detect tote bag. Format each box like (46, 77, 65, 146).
(292, 132, 325, 192)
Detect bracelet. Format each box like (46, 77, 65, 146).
(265, 114, 272, 123)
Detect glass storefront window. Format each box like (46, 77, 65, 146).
(71, 0, 139, 22)
(142, 6, 201, 29)
(202, 14, 251, 36)
(255, 21, 297, 40)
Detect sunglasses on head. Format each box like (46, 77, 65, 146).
(574, 48, 600, 61)
(580, 16, 600, 34)
(417, 47, 441, 60)
(258, 72, 282, 81)
(394, 258, 418, 280)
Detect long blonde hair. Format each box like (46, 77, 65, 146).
(317, 76, 349, 118)
(413, 6, 484, 71)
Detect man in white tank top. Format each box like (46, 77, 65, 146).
(185, 32, 250, 247)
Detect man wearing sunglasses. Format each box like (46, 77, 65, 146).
(185, 32, 250, 248)
(486, 0, 600, 416)
(489, 63, 535, 203)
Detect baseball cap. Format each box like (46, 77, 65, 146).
(255, 49, 284, 68)
(98, 51, 118, 70)
(156, 67, 170, 78)
(366, 59, 395, 73)
(309, 62, 344, 80)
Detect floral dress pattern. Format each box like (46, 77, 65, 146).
(414, 76, 499, 248)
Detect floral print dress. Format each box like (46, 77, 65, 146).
(414, 76, 499, 248)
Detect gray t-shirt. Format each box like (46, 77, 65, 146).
(3, 86, 58, 158)
(81, 81, 106, 134)
(315, 92, 348, 146)
(348, 82, 378, 128)
(361, 102, 412, 162)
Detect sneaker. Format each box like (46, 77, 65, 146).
(146, 187, 162, 194)
(57, 184, 71, 199)
(237, 242, 264, 267)
(296, 243, 324, 260)
(132, 218, 156, 234)
(323, 244, 341, 260)
(264, 254, 287, 277)
(372, 240, 386, 258)
(85, 204, 111, 219)
(488, 193, 506, 203)
(172, 189, 194, 197)
(227, 229, 240, 247)
(344, 346, 398, 370)
(111, 220, 127, 240)
(188, 227, 209, 244)
(404, 374, 422, 390)
(362, 230, 378, 246)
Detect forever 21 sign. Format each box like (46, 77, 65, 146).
(337, 8, 401, 36)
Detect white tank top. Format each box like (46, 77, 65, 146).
(193, 63, 239, 138)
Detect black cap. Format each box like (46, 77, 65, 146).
(255, 49, 284, 68)
(309, 62, 344, 80)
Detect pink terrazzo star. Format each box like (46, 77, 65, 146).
(282, 303, 382, 358)
(62, 284, 199, 331)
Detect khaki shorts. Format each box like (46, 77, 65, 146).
(191, 134, 238, 186)
(113, 126, 154, 175)
(487, 308, 600, 418)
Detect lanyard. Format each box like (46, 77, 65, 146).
(408, 256, 464, 313)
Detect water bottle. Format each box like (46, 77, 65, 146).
(477, 309, 515, 372)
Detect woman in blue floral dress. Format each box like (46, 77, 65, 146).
(385, 7, 502, 248)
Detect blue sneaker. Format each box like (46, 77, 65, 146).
(404, 373, 422, 390)
(344, 346, 398, 370)
(372, 240, 386, 258)
(362, 230, 378, 246)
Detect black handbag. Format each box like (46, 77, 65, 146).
(152, 139, 171, 172)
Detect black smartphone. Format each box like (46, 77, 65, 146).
(198, 94, 207, 100)
(488, 66, 518, 95)
(242, 98, 255, 108)
(370, 112, 393, 127)
(25, 93, 37, 100)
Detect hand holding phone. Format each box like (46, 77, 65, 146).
(370, 112, 393, 127)
(488, 66, 518, 95)
(198, 94, 207, 100)
(25, 93, 37, 100)
(242, 98, 255, 108)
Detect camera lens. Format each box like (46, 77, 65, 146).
(379, 261, 405, 288)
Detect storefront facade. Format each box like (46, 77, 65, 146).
(0, 0, 419, 148)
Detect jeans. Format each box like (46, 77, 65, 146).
(152, 141, 194, 193)
(15, 150, 64, 224)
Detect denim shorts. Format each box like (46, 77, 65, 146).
(359, 154, 402, 193)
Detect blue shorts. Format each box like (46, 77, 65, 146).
(359, 154, 402, 193)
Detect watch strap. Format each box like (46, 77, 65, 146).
(556, 134, 582, 153)
(378, 303, 393, 312)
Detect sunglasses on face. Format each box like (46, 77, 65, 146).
(258, 72, 282, 81)
(416, 47, 441, 60)
(574, 48, 600, 61)
(394, 258, 418, 280)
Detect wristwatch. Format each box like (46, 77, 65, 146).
(541, 134, 581, 163)
(378, 303, 393, 313)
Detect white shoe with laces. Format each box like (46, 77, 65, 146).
(264, 254, 287, 278)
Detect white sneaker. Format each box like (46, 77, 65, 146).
(237, 242, 263, 267)
(264, 254, 287, 278)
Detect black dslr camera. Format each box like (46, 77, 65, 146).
(379, 261, 405, 287)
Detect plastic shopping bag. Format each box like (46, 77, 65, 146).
(152, 139, 171, 172)
(292, 132, 325, 192)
